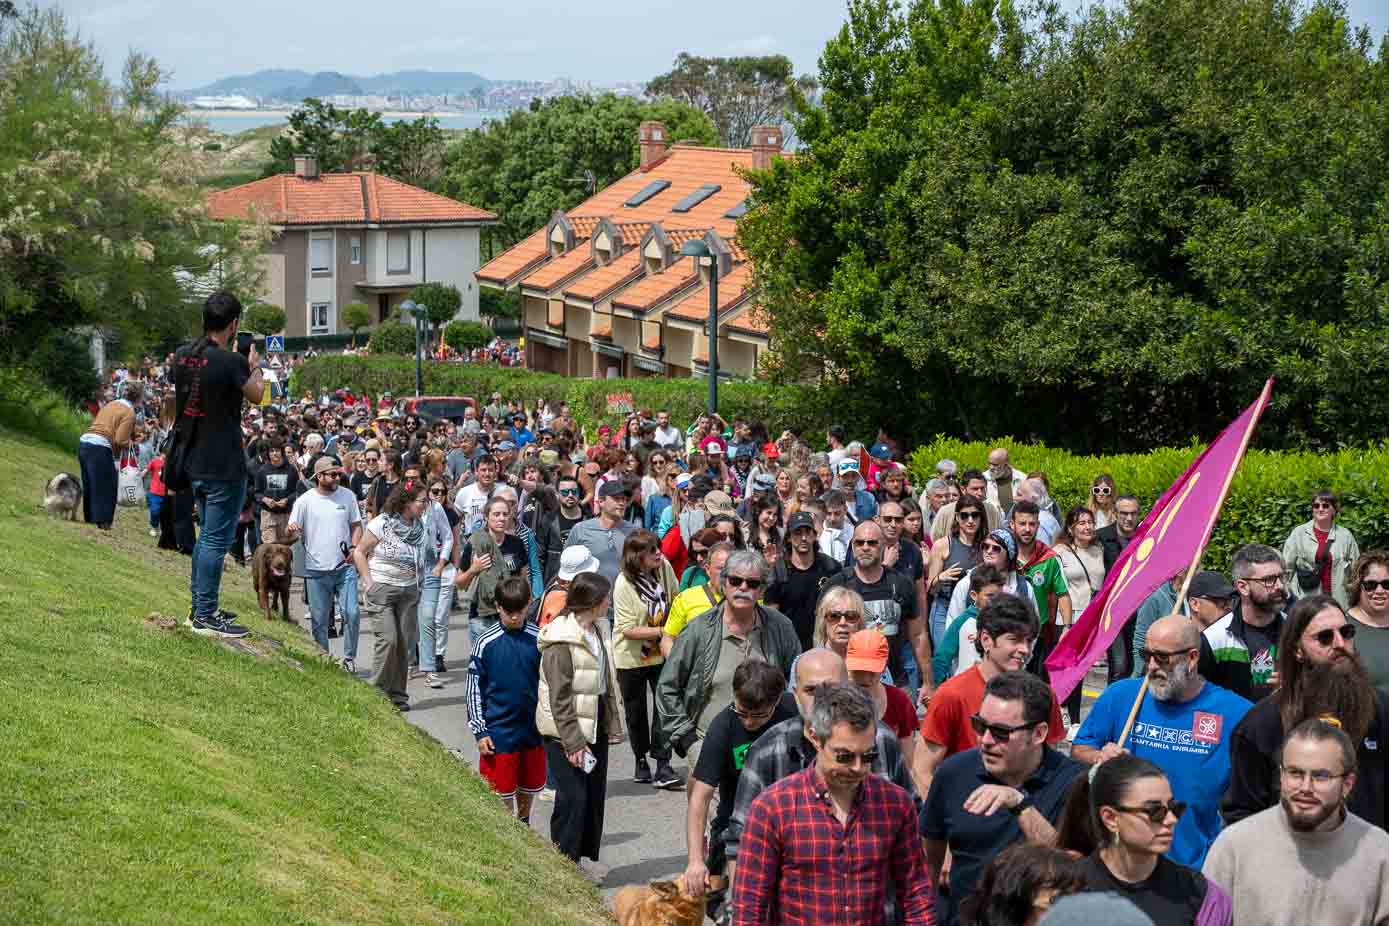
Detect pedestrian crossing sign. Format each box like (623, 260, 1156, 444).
(266, 334, 284, 353)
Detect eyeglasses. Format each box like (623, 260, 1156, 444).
(1361, 579, 1389, 592)
(828, 748, 879, 767)
(726, 575, 764, 590)
(732, 703, 777, 721)
(1279, 765, 1348, 788)
(1092, 485, 1113, 497)
(1140, 647, 1195, 667)
(1112, 800, 1187, 825)
(1308, 623, 1357, 647)
(969, 714, 1040, 743)
(1242, 574, 1284, 590)
(826, 610, 862, 624)
(852, 539, 881, 547)
(957, 511, 981, 522)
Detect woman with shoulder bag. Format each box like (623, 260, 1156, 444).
(536, 571, 625, 863)
(1282, 489, 1360, 607)
(354, 479, 429, 712)
(612, 530, 680, 790)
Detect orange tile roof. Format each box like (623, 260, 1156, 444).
(477, 229, 549, 285)
(613, 265, 699, 312)
(207, 172, 496, 227)
(564, 249, 643, 302)
(569, 145, 754, 237)
(666, 263, 755, 322)
(723, 302, 771, 337)
(521, 244, 593, 292)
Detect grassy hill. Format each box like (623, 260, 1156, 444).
(0, 425, 610, 924)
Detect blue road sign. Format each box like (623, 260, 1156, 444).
(266, 334, 284, 353)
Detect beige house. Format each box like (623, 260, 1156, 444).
(475, 122, 776, 379)
(207, 158, 497, 339)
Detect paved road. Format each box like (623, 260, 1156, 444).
(302, 586, 1111, 913)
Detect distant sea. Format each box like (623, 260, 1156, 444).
(186, 111, 507, 136)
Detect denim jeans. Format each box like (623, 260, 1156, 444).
(190, 477, 246, 619)
(419, 565, 455, 672)
(928, 594, 951, 649)
(413, 571, 440, 669)
(306, 565, 360, 660)
(147, 492, 163, 529)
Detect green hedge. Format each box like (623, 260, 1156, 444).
(0, 366, 91, 453)
(908, 438, 1389, 574)
(292, 355, 838, 441)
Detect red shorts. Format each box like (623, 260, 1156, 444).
(479, 745, 547, 798)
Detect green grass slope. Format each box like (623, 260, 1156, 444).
(0, 426, 610, 925)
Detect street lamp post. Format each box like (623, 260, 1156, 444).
(400, 299, 424, 398)
(680, 239, 719, 416)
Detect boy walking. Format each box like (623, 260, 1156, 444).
(466, 577, 545, 824)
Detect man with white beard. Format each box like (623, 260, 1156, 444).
(1071, 615, 1252, 868)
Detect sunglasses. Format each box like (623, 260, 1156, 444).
(880, 515, 903, 523)
(559, 488, 581, 497)
(1312, 501, 1335, 510)
(829, 748, 879, 767)
(982, 542, 1007, 554)
(726, 575, 765, 590)
(1092, 485, 1113, 496)
(969, 714, 1040, 743)
(852, 539, 881, 547)
(1309, 623, 1357, 647)
(1361, 579, 1389, 592)
(430, 488, 447, 496)
(690, 547, 709, 559)
(957, 511, 981, 521)
(1140, 647, 1194, 667)
(826, 610, 861, 624)
(1113, 800, 1187, 825)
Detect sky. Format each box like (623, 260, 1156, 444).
(56, 0, 1389, 91)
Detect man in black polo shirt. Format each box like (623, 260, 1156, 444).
(765, 512, 841, 652)
(921, 670, 1084, 926)
(821, 519, 931, 698)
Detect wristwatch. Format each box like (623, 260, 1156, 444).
(1007, 790, 1031, 816)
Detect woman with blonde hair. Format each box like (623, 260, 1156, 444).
(612, 529, 680, 789)
(813, 586, 867, 658)
(1088, 473, 1118, 530)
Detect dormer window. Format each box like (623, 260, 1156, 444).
(643, 236, 665, 275)
(549, 224, 567, 257)
(594, 230, 612, 266)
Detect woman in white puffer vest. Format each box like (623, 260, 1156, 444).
(537, 571, 625, 864)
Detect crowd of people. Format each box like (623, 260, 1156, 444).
(73, 292, 1389, 925)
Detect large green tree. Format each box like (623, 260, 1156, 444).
(0, 5, 264, 375)
(741, 0, 1389, 452)
(646, 52, 817, 147)
(263, 100, 446, 188)
(440, 94, 718, 250)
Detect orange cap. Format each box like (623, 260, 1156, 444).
(845, 629, 889, 674)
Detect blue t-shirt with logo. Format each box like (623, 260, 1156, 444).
(1074, 677, 1252, 868)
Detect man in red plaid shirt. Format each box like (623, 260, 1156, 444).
(732, 682, 934, 925)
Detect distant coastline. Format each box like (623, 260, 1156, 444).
(185, 109, 468, 119)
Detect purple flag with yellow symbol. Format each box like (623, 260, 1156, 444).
(1045, 379, 1274, 702)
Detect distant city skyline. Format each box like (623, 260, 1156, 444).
(62, 0, 1389, 91)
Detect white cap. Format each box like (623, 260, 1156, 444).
(557, 545, 600, 582)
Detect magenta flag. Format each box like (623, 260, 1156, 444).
(1045, 379, 1274, 701)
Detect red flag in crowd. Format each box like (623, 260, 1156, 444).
(1044, 378, 1274, 702)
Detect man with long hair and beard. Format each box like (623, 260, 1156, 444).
(1221, 594, 1389, 830)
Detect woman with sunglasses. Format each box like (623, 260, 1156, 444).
(1282, 489, 1361, 607)
(946, 528, 1040, 626)
(927, 494, 986, 647)
(679, 527, 724, 591)
(1348, 551, 1389, 692)
(812, 586, 866, 659)
(417, 478, 460, 688)
(1088, 474, 1118, 530)
(640, 453, 669, 518)
(1078, 755, 1232, 924)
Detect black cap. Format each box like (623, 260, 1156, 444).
(597, 480, 630, 498)
(787, 511, 816, 534)
(1188, 570, 1235, 601)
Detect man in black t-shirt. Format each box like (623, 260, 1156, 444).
(682, 660, 795, 918)
(765, 511, 841, 652)
(821, 519, 931, 697)
(174, 291, 264, 639)
(554, 475, 586, 547)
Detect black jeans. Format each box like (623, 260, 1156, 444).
(616, 663, 669, 764)
(78, 441, 116, 525)
(544, 701, 609, 862)
(1107, 619, 1136, 684)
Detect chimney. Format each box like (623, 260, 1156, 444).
(750, 125, 783, 170)
(293, 154, 320, 180)
(639, 121, 668, 169)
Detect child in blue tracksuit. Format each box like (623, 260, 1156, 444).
(466, 576, 544, 824)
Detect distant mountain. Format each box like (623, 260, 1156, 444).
(182, 69, 491, 101)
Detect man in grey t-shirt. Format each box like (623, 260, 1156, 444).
(288, 456, 363, 670)
(564, 480, 636, 586)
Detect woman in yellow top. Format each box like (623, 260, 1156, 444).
(612, 529, 681, 789)
(662, 542, 733, 656)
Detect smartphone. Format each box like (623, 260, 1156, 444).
(236, 331, 256, 357)
(580, 749, 598, 775)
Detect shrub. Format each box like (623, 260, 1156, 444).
(367, 322, 417, 356)
(907, 438, 1389, 574)
(30, 331, 102, 409)
(341, 302, 371, 345)
(243, 303, 287, 336)
(443, 321, 492, 351)
(0, 366, 90, 452)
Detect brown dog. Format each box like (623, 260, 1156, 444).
(252, 543, 293, 622)
(611, 880, 705, 926)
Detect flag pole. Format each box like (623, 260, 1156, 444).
(1117, 377, 1274, 749)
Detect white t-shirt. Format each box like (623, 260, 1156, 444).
(289, 487, 362, 572)
(653, 425, 682, 449)
(365, 514, 423, 587)
(947, 568, 1038, 623)
(454, 482, 490, 532)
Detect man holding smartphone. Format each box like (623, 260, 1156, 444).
(173, 291, 265, 638)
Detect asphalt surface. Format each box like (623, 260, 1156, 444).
(300, 584, 1111, 916)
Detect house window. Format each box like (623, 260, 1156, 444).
(350, 236, 362, 264)
(387, 230, 410, 274)
(310, 303, 330, 334)
(310, 233, 332, 277)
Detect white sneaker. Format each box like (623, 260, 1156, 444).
(342, 657, 356, 674)
(426, 673, 444, 689)
(148, 528, 159, 537)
